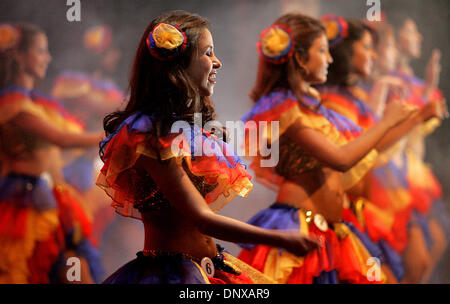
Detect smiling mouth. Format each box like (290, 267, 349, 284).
(208, 73, 216, 84)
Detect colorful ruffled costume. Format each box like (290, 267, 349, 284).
(96, 111, 273, 284)
(0, 86, 103, 283)
(319, 82, 447, 279)
(237, 90, 385, 284)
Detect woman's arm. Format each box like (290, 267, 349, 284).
(138, 156, 318, 257)
(11, 112, 102, 148)
(375, 99, 445, 151)
(285, 99, 415, 172)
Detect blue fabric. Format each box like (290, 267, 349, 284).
(63, 155, 94, 192)
(313, 270, 339, 284)
(242, 90, 363, 136)
(378, 240, 405, 282)
(76, 239, 105, 283)
(103, 252, 208, 284)
(343, 221, 384, 262)
(100, 111, 247, 170)
(239, 203, 301, 250)
(0, 173, 57, 211)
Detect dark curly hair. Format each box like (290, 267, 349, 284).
(326, 19, 378, 87)
(250, 13, 326, 104)
(103, 11, 218, 140)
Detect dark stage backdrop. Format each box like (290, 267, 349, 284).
(1, 0, 448, 282)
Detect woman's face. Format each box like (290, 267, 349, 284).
(351, 30, 376, 78)
(397, 18, 422, 58)
(17, 33, 52, 80)
(300, 33, 333, 84)
(185, 28, 222, 97)
(376, 33, 398, 73)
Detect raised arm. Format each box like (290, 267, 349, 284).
(285, 99, 415, 172)
(11, 111, 102, 148)
(138, 155, 319, 257)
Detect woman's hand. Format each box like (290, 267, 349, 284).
(382, 99, 417, 128)
(425, 49, 441, 92)
(419, 98, 448, 121)
(280, 232, 320, 256)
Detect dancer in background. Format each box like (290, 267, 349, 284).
(394, 17, 448, 283)
(98, 10, 318, 284)
(318, 15, 446, 283)
(51, 25, 125, 248)
(51, 25, 141, 279)
(0, 23, 103, 283)
(237, 13, 414, 284)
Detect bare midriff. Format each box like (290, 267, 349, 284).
(142, 207, 218, 261)
(276, 167, 345, 223)
(6, 146, 58, 178)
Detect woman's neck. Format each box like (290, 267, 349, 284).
(397, 55, 413, 75)
(13, 73, 35, 90)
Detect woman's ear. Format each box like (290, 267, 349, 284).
(294, 52, 307, 71)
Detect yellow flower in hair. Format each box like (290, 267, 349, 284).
(0, 24, 19, 52)
(152, 23, 184, 50)
(84, 27, 102, 48)
(261, 27, 290, 57)
(324, 20, 338, 40)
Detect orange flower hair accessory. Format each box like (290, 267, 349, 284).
(321, 14, 348, 48)
(146, 23, 187, 61)
(0, 24, 21, 55)
(257, 24, 294, 64)
(83, 25, 112, 54)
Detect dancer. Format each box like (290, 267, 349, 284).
(0, 23, 103, 283)
(237, 13, 413, 284)
(318, 15, 446, 283)
(97, 11, 318, 284)
(394, 17, 448, 283)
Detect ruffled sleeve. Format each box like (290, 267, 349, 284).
(243, 90, 376, 189)
(0, 87, 48, 125)
(0, 86, 84, 134)
(96, 112, 253, 219)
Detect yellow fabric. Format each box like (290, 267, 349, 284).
(261, 27, 291, 57)
(0, 94, 83, 134)
(0, 95, 49, 125)
(0, 209, 59, 284)
(0, 24, 19, 52)
(261, 210, 307, 283)
(323, 20, 339, 41)
(404, 148, 436, 189)
(152, 23, 185, 50)
(341, 149, 378, 191)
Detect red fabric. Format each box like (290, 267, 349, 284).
(287, 224, 340, 284)
(27, 226, 64, 284)
(237, 245, 271, 273)
(337, 236, 382, 284)
(362, 207, 395, 246)
(0, 203, 29, 238)
(341, 207, 365, 232)
(409, 185, 432, 216)
(53, 187, 93, 239)
(368, 174, 393, 210)
(390, 208, 412, 253)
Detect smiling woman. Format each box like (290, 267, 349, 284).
(98, 10, 318, 285)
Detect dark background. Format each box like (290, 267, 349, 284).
(1, 0, 448, 282)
